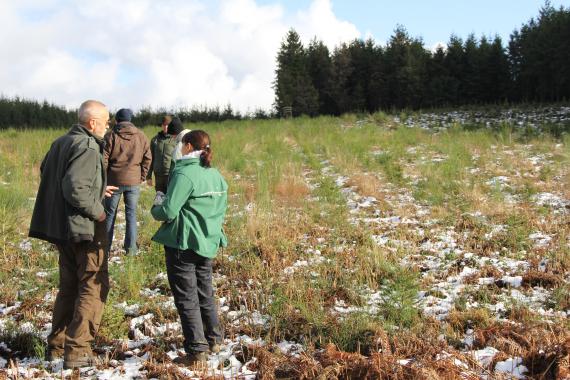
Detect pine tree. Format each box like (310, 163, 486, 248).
(306, 38, 335, 115)
(384, 26, 429, 109)
(443, 35, 464, 105)
(427, 46, 453, 107)
(329, 43, 353, 114)
(273, 29, 319, 116)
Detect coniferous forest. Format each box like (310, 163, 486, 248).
(0, 2, 568, 128)
(274, 2, 570, 116)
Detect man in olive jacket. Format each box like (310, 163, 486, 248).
(147, 115, 176, 193)
(29, 100, 117, 369)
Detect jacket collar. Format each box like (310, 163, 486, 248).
(175, 157, 200, 166)
(70, 124, 105, 147)
(113, 121, 136, 132)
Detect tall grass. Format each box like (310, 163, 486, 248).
(0, 115, 568, 374)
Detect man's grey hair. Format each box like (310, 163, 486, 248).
(78, 100, 107, 124)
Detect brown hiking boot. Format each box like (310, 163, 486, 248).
(45, 347, 63, 361)
(63, 353, 102, 369)
(173, 351, 208, 367)
(209, 343, 221, 354)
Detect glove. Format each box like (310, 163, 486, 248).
(153, 191, 166, 206)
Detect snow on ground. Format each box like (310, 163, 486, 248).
(2, 112, 569, 378)
(313, 141, 568, 378)
(318, 155, 569, 323)
(397, 106, 570, 132)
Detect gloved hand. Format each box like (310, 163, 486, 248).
(153, 191, 166, 206)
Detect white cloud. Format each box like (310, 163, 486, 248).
(295, 0, 360, 49)
(0, 0, 361, 113)
(430, 41, 447, 53)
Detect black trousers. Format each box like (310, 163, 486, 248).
(154, 174, 169, 194)
(165, 246, 222, 353)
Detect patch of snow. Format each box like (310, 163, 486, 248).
(115, 302, 141, 317)
(501, 276, 523, 288)
(470, 346, 499, 368)
(486, 176, 510, 188)
(532, 192, 569, 213)
(276, 340, 304, 356)
(528, 232, 552, 248)
(129, 313, 154, 330)
(495, 357, 528, 379)
(19, 240, 32, 252)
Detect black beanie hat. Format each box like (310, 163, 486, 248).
(116, 108, 133, 122)
(167, 117, 184, 136)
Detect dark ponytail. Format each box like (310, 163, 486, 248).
(182, 130, 213, 168)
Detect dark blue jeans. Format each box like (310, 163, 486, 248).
(165, 246, 222, 353)
(104, 185, 140, 254)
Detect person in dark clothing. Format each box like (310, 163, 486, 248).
(29, 99, 118, 369)
(103, 108, 151, 256)
(167, 117, 191, 166)
(147, 115, 176, 193)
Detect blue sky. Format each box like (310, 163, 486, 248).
(261, 0, 569, 47)
(0, 0, 568, 111)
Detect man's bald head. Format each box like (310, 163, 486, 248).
(78, 100, 108, 124)
(78, 100, 109, 138)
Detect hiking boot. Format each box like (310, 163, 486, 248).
(173, 351, 208, 367)
(124, 249, 139, 257)
(45, 347, 63, 361)
(209, 343, 221, 354)
(63, 353, 102, 369)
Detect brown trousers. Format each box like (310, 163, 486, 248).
(47, 221, 110, 359)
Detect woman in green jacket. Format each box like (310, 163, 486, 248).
(151, 130, 228, 367)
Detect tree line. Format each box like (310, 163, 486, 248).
(274, 2, 570, 116)
(0, 97, 271, 130)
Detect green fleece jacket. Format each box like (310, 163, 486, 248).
(29, 124, 106, 244)
(151, 158, 228, 258)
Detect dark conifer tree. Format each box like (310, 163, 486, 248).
(306, 38, 335, 115)
(273, 29, 319, 116)
(427, 46, 453, 107)
(443, 35, 464, 105)
(329, 43, 353, 114)
(384, 26, 429, 109)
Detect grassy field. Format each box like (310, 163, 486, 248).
(0, 111, 569, 379)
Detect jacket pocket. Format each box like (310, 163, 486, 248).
(84, 247, 104, 272)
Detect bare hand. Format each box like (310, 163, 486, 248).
(105, 185, 119, 197)
(97, 212, 106, 222)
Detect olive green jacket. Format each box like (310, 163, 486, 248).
(147, 131, 176, 179)
(29, 124, 106, 244)
(151, 158, 228, 258)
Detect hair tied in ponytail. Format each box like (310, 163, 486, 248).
(183, 130, 212, 167)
